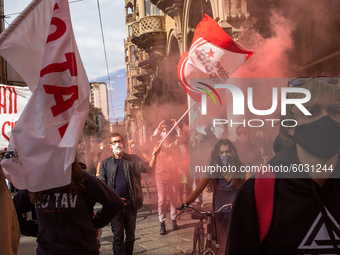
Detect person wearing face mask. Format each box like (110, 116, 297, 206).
(99, 133, 161, 255)
(150, 119, 183, 235)
(177, 139, 245, 254)
(226, 78, 340, 255)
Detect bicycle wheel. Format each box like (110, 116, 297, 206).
(203, 250, 215, 255)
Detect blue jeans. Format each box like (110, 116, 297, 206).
(111, 204, 137, 255)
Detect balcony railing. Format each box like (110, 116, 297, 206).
(132, 91, 144, 98)
(131, 21, 140, 37)
(127, 94, 140, 105)
(140, 15, 165, 35)
(136, 67, 149, 81)
(131, 16, 166, 55)
(138, 59, 155, 71)
(134, 48, 149, 62)
(134, 80, 148, 91)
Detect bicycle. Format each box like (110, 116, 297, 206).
(176, 203, 232, 255)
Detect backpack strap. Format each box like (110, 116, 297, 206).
(255, 170, 275, 244)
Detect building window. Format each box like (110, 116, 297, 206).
(128, 25, 133, 37)
(130, 45, 136, 61)
(145, 0, 160, 16)
(127, 6, 133, 14)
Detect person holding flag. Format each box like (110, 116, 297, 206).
(13, 158, 124, 255)
(0, 0, 90, 191)
(150, 119, 183, 235)
(0, 0, 120, 253)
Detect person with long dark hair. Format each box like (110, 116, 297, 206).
(13, 158, 124, 255)
(177, 139, 245, 254)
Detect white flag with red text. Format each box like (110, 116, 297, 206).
(177, 14, 253, 102)
(0, 0, 89, 192)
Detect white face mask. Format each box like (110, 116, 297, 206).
(100, 146, 104, 150)
(112, 143, 124, 155)
(161, 132, 167, 139)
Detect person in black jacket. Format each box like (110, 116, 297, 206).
(13, 158, 124, 255)
(99, 132, 160, 255)
(226, 77, 340, 255)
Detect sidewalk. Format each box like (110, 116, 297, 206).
(99, 183, 213, 255)
(17, 182, 213, 255)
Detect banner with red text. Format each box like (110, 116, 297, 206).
(0, 85, 31, 152)
(0, 0, 90, 192)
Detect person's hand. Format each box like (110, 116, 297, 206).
(152, 144, 161, 156)
(157, 120, 166, 131)
(176, 202, 184, 210)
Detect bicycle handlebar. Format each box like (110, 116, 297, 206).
(175, 203, 232, 219)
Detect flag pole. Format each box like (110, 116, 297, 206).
(158, 101, 197, 147)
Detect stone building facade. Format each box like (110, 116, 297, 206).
(123, 0, 340, 147)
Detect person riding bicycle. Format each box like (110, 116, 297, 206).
(177, 139, 245, 254)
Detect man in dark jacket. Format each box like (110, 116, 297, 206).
(100, 133, 160, 255)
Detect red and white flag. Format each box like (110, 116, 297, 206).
(177, 14, 253, 102)
(0, 0, 90, 192)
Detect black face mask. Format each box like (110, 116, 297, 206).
(293, 116, 340, 159)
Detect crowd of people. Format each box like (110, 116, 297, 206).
(1, 77, 340, 255)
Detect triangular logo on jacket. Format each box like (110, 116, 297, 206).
(298, 207, 340, 254)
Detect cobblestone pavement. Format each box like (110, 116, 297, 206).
(17, 181, 214, 255)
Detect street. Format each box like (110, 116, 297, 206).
(17, 181, 213, 255)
